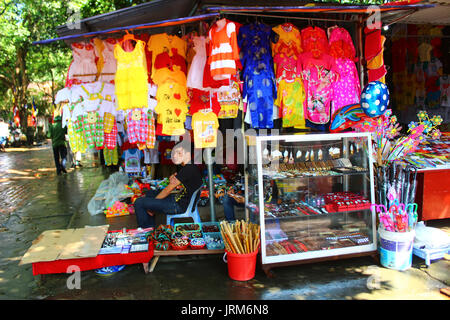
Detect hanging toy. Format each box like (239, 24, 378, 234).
(360, 81, 390, 117)
(330, 103, 367, 132)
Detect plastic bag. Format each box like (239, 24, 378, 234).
(88, 172, 134, 216)
(414, 222, 450, 249)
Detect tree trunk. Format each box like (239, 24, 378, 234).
(15, 45, 29, 129)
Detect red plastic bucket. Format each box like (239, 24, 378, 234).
(223, 249, 258, 281)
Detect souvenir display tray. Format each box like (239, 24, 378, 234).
(262, 160, 368, 179)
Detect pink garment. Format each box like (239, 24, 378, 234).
(298, 52, 337, 124)
(67, 42, 97, 84)
(126, 110, 148, 144)
(187, 36, 207, 89)
(331, 58, 361, 115)
(328, 26, 356, 61)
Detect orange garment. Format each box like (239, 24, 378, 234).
(208, 18, 240, 81)
(367, 51, 384, 70)
(114, 40, 149, 110)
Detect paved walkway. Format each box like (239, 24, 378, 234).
(0, 143, 448, 300)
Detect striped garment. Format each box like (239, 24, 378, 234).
(208, 19, 240, 81)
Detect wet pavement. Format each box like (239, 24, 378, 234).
(0, 143, 449, 300)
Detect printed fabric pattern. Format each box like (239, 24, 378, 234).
(238, 22, 278, 129)
(331, 58, 361, 115)
(126, 109, 149, 144)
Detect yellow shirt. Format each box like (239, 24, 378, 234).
(114, 40, 149, 110)
(192, 111, 219, 148)
(152, 66, 187, 87)
(148, 33, 187, 78)
(155, 82, 188, 136)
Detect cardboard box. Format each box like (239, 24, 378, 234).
(19, 225, 109, 265)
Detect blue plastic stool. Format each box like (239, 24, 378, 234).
(166, 188, 202, 226)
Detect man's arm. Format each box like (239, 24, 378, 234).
(155, 174, 181, 199)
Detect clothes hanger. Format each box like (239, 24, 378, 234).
(121, 30, 136, 43)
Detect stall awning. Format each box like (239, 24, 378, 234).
(391, 0, 450, 25)
(33, 1, 438, 45)
(203, 3, 435, 13)
(33, 13, 219, 45)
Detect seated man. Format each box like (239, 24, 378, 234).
(134, 143, 203, 228)
(223, 190, 245, 221)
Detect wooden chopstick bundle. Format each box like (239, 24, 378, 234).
(220, 220, 260, 254)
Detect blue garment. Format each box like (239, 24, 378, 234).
(238, 22, 278, 129)
(134, 190, 184, 228)
(223, 194, 244, 221)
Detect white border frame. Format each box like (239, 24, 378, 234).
(251, 132, 377, 265)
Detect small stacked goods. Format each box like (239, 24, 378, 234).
(220, 220, 260, 254)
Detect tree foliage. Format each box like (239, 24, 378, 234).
(0, 0, 148, 126)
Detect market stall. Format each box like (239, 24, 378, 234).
(28, 0, 447, 277)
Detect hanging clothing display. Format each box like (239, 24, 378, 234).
(365, 27, 386, 83)
(126, 109, 149, 145)
(272, 23, 302, 57)
(103, 112, 118, 150)
(114, 39, 149, 110)
(328, 27, 361, 115)
(298, 50, 338, 126)
(188, 88, 221, 116)
(215, 81, 241, 119)
(67, 42, 97, 85)
(187, 36, 207, 89)
(147, 33, 187, 79)
(155, 82, 189, 136)
(192, 110, 220, 148)
(136, 110, 156, 150)
(104, 146, 119, 166)
(272, 23, 306, 129)
(238, 22, 278, 129)
(208, 18, 240, 81)
(124, 148, 141, 173)
(94, 38, 118, 83)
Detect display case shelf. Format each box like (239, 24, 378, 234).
(244, 132, 377, 277)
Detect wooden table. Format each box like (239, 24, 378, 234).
(144, 248, 224, 273)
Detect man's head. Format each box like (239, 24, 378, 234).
(171, 141, 192, 165)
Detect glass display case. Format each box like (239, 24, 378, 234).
(244, 132, 377, 276)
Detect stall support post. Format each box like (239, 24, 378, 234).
(356, 16, 365, 89)
(205, 147, 216, 222)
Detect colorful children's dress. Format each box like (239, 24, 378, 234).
(114, 40, 149, 110)
(298, 51, 338, 125)
(126, 109, 148, 145)
(187, 36, 207, 89)
(95, 38, 118, 83)
(272, 23, 302, 56)
(327, 27, 361, 115)
(67, 42, 97, 85)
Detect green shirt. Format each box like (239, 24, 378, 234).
(49, 120, 67, 147)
